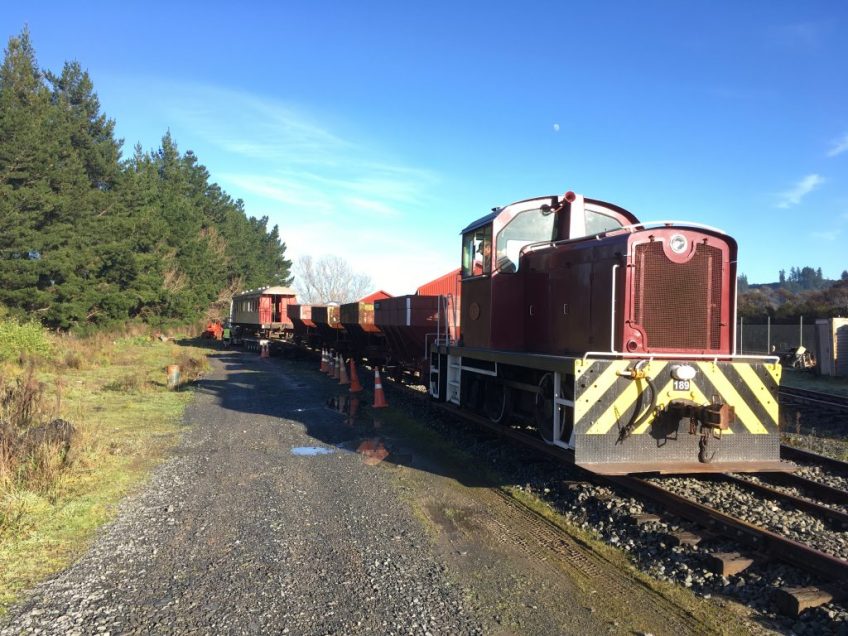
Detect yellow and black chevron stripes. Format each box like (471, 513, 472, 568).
(573, 360, 665, 426)
(574, 359, 779, 436)
(582, 363, 666, 434)
(694, 362, 769, 434)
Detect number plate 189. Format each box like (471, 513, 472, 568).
(673, 379, 690, 391)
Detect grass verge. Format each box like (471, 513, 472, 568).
(781, 369, 848, 396)
(0, 329, 208, 614)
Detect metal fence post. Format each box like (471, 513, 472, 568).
(767, 316, 771, 354)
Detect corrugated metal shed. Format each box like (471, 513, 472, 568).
(359, 290, 392, 303)
(416, 268, 461, 297)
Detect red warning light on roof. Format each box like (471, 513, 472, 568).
(564, 191, 576, 203)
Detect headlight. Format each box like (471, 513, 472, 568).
(669, 234, 688, 254)
(671, 364, 697, 381)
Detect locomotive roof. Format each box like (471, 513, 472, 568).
(460, 210, 499, 235)
(460, 195, 557, 234)
(232, 286, 296, 299)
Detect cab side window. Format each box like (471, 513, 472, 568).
(462, 225, 493, 278)
(585, 209, 623, 235)
(494, 206, 555, 273)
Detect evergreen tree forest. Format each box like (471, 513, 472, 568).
(0, 29, 291, 331)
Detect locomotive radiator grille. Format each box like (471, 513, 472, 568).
(633, 242, 723, 350)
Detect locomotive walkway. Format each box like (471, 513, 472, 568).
(1, 351, 730, 635)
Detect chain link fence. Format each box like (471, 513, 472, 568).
(736, 318, 816, 356)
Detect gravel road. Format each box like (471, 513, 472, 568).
(1, 349, 743, 635)
(1, 352, 482, 635)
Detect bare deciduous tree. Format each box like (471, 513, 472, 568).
(293, 255, 373, 303)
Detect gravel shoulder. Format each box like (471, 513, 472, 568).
(1, 350, 760, 635)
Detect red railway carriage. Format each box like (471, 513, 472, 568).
(312, 304, 346, 350)
(340, 291, 391, 364)
(375, 271, 461, 381)
(230, 286, 297, 338)
(287, 304, 321, 347)
(416, 268, 461, 344)
(430, 191, 783, 474)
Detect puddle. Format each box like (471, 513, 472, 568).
(327, 395, 364, 426)
(356, 438, 390, 465)
(290, 446, 335, 456)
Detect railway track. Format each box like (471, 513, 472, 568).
(779, 385, 848, 410)
(380, 383, 848, 617)
(782, 444, 848, 474)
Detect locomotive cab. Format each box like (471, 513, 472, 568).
(460, 193, 639, 352)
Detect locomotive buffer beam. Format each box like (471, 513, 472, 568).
(665, 401, 735, 464)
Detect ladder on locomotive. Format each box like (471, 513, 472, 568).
(428, 294, 457, 400)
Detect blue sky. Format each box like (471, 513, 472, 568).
(3, 2, 847, 294)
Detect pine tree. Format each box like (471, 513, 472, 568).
(0, 30, 294, 329)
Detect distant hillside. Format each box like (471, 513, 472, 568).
(737, 267, 848, 321)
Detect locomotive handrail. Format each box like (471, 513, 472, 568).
(517, 220, 729, 261)
(610, 264, 619, 351)
(616, 220, 728, 235)
(582, 351, 780, 364)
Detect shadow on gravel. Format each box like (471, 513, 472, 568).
(180, 345, 510, 490)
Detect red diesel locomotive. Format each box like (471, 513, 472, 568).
(427, 190, 782, 474)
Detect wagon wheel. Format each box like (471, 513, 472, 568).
(483, 380, 511, 424)
(534, 373, 556, 444)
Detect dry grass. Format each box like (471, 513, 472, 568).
(0, 323, 209, 613)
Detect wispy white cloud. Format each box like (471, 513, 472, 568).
(151, 81, 448, 292)
(810, 229, 840, 241)
(827, 133, 848, 158)
(344, 197, 400, 217)
(776, 174, 824, 208)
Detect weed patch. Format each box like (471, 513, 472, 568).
(0, 330, 208, 613)
(0, 321, 53, 364)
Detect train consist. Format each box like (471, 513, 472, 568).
(230, 190, 784, 475)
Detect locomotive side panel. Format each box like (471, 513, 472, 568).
(459, 278, 491, 347)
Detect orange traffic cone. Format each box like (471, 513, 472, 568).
(372, 368, 388, 408)
(348, 359, 363, 393)
(338, 355, 350, 385)
(320, 348, 327, 372)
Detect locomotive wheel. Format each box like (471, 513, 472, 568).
(483, 380, 511, 424)
(534, 373, 556, 444)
